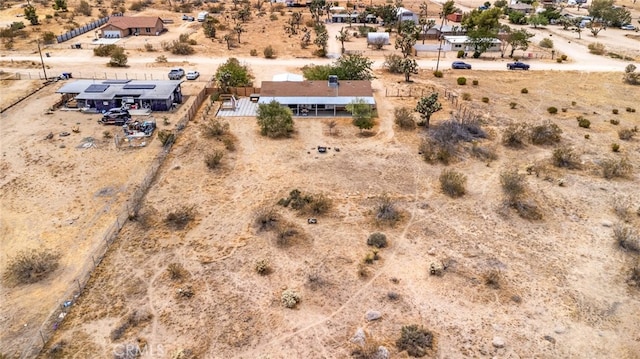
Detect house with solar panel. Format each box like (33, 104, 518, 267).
(56, 80, 183, 112)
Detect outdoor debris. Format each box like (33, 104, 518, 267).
(63, 301, 72, 308)
(59, 132, 70, 137)
(334, 147, 340, 152)
(71, 126, 80, 133)
(307, 218, 317, 224)
(317, 146, 327, 153)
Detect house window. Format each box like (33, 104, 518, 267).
(454, 44, 462, 48)
(145, 27, 151, 32)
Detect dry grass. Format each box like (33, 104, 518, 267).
(165, 205, 197, 230)
(254, 206, 280, 232)
(2, 249, 60, 286)
(439, 169, 467, 198)
(552, 146, 580, 169)
(613, 223, 639, 253)
(375, 195, 402, 225)
(396, 325, 434, 357)
(166, 262, 188, 281)
(483, 269, 502, 289)
(600, 157, 632, 179)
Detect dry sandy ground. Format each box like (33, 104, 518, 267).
(28, 69, 640, 358)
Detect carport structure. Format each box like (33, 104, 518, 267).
(258, 79, 376, 117)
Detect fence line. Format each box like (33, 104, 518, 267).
(20, 86, 208, 359)
(56, 16, 110, 43)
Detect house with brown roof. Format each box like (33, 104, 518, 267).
(258, 78, 376, 117)
(100, 16, 164, 38)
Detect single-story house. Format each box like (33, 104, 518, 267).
(258, 79, 375, 116)
(421, 24, 466, 40)
(508, 3, 534, 14)
(56, 79, 183, 112)
(100, 16, 164, 38)
(446, 13, 463, 23)
(330, 12, 378, 23)
(367, 32, 390, 46)
(396, 7, 418, 23)
(442, 35, 501, 52)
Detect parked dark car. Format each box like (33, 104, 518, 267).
(507, 61, 530, 70)
(99, 108, 130, 125)
(452, 61, 472, 69)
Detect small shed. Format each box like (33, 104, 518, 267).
(367, 32, 390, 46)
(396, 7, 418, 23)
(508, 3, 534, 14)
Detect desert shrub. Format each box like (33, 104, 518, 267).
(626, 107, 636, 113)
(250, 48, 258, 56)
(561, 108, 567, 112)
(383, 53, 403, 73)
(363, 249, 380, 264)
(110, 311, 153, 342)
(3, 249, 60, 285)
(561, 54, 567, 61)
(202, 119, 229, 138)
(520, 87, 528, 94)
(456, 77, 466, 85)
(552, 146, 580, 169)
(556, 58, 563, 63)
(281, 289, 301, 308)
(613, 223, 639, 252)
(263, 45, 276, 59)
(600, 157, 632, 179)
(547, 106, 558, 114)
(170, 40, 194, 55)
(157, 130, 175, 146)
(420, 118, 487, 164)
(166, 263, 187, 280)
(461, 92, 471, 101)
(457, 50, 464, 58)
(530, 121, 562, 145)
(396, 325, 434, 357)
(588, 42, 605, 55)
(308, 194, 331, 215)
(222, 135, 236, 151)
(613, 196, 633, 222)
(165, 205, 196, 230)
(367, 232, 387, 248)
(509, 102, 517, 109)
(439, 169, 467, 198)
(254, 259, 271, 275)
(500, 169, 526, 201)
(629, 265, 640, 288)
(419, 138, 452, 164)
(577, 116, 590, 128)
(611, 143, 620, 152)
(269, 14, 278, 21)
(510, 198, 543, 220)
(610, 119, 620, 125)
(618, 128, 635, 140)
(394, 107, 415, 130)
(375, 195, 401, 225)
(483, 269, 501, 289)
(433, 70, 443, 78)
(612, 108, 619, 114)
(539, 38, 553, 48)
(103, 130, 112, 139)
(155, 55, 168, 63)
(205, 150, 224, 169)
(93, 44, 118, 56)
(278, 189, 331, 215)
(472, 79, 478, 86)
(42, 31, 56, 44)
(481, 97, 489, 103)
(129, 0, 147, 11)
(254, 207, 279, 232)
(502, 123, 529, 148)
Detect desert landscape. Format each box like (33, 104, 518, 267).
(1, 0, 639, 358)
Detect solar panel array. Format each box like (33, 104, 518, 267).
(122, 84, 157, 90)
(85, 84, 110, 93)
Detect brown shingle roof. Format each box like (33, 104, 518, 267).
(104, 16, 161, 30)
(260, 80, 373, 98)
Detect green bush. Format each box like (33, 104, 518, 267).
(250, 48, 258, 56)
(457, 77, 467, 85)
(521, 88, 528, 94)
(204, 150, 224, 169)
(93, 44, 118, 57)
(556, 58, 563, 63)
(588, 42, 606, 55)
(626, 107, 636, 113)
(552, 146, 580, 168)
(610, 119, 620, 125)
(530, 121, 562, 145)
(481, 97, 489, 103)
(281, 289, 301, 308)
(396, 325, 434, 357)
(439, 169, 467, 198)
(561, 54, 567, 61)
(547, 106, 558, 114)
(254, 259, 271, 275)
(263, 45, 276, 59)
(457, 50, 464, 58)
(611, 143, 620, 152)
(577, 116, 590, 128)
(367, 232, 388, 248)
(539, 38, 554, 48)
(462, 93, 471, 101)
(472, 79, 478, 86)
(157, 130, 176, 146)
(433, 70, 443, 78)
(612, 108, 619, 114)
(509, 102, 517, 109)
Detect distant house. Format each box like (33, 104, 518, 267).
(442, 35, 501, 52)
(421, 23, 466, 40)
(446, 13, 463, 23)
(56, 79, 183, 112)
(330, 12, 378, 24)
(508, 3, 534, 14)
(272, 73, 304, 82)
(258, 79, 375, 117)
(396, 7, 418, 23)
(100, 16, 164, 38)
(367, 32, 390, 47)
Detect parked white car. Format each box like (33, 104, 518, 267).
(186, 71, 200, 80)
(620, 24, 636, 31)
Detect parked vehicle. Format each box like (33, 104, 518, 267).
(197, 11, 209, 22)
(168, 68, 185, 80)
(620, 24, 636, 30)
(182, 14, 194, 21)
(451, 61, 472, 69)
(186, 71, 200, 80)
(507, 61, 530, 70)
(99, 108, 131, 125)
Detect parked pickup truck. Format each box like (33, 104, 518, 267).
(507, 61, 530, 70)
(168, 68, 185, 80)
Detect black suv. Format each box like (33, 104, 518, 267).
(99, 108, 131, 125)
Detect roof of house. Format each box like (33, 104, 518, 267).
(444, 35, 501, 44)
(103, 16, 161, 30)
(56, 79, 181, 100)
(272, 73, 304, 82)
(258, 80, 375, 105)
(508, 3, 533, 10)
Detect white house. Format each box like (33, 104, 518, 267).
(442, 35, 501, 52)
(396, 7, 418, 23)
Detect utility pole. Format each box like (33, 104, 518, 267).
(37, 40, 48, 80)
(435, 12, 445, 73)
